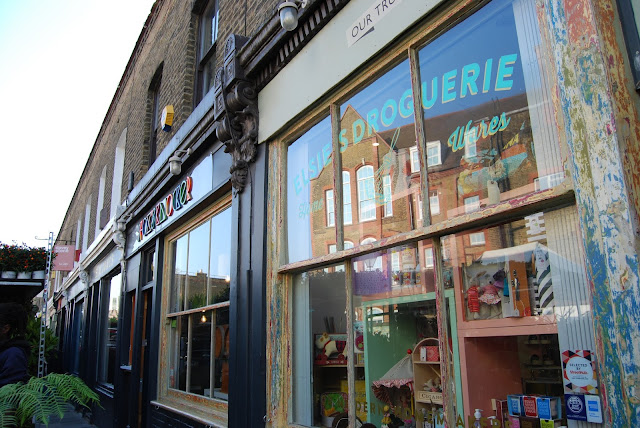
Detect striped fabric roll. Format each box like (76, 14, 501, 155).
(535, 248, 554, 315)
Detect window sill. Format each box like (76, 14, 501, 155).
(152, 395, 228, 427)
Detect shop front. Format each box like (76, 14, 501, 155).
(262, 0, 634, 426)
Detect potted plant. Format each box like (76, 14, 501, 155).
(0, 243, 21, 279)
(23, 247, 49, 279)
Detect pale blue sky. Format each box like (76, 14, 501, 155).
(0, 1, 155, 248)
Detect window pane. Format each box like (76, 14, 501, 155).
(187, 221, 210, 310)
(169, 315, 188, 391)
(340, 59, 418, 248)
(213, 307, 230, 400)
(292, 265, 347, 426)
(420, 0, 565, 221)
(99, 272, 121, 386)
(170, 235, 188, 313)
(189, 312, 212, 396)
(209, 207, 231, 305)
(200, 0, 218, 55)
(287, 116, 334, 263)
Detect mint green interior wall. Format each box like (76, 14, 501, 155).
(362, 291, 463, 424)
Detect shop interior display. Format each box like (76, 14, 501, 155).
(462, 242, 555, 320)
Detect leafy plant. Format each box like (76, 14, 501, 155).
(0, 374, 100, 428)
(24, 316, 59, 376)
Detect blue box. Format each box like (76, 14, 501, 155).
(507, 395, 523, 416)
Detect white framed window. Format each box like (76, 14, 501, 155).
(326, 189, 335, 227)
(383, 175, 393, 217)
(429, 191, 440, 215)
(464, 195, 480, 213)
(409, 146, 420, 173)
(326, 173, 353, 226)
(416, 194, 423, 221)
(357, 166, 376, 221)
(470, 231, 486, 245)
(424, 247, 434, 268)
(426, 141, 441, 166)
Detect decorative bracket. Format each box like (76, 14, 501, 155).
(214, 34, 259, 194)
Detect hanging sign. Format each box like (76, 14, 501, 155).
(562, 349, 598, 394)
(53, 245, 75, 271)
(138, 176, 193, 241)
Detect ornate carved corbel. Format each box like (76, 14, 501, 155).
(214, 34, 259, 194)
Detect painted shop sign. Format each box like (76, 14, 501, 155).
(138, 177, 193, 241)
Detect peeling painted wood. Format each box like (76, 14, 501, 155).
(542, 0, 640, 425)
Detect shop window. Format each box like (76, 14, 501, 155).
(162, 200, 232, 406)
(357, 166, 376, 222)
(275, 0, 592, 426)
(420, 0, 566, 221)
(340, 58, 419, 247)
(196, 0, 219, 101)
(287, 116, 333, 263)
(98, 271, 121, 387)
(615, 0, 640, 90)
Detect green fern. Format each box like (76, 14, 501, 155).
(0, 374, 99, 428)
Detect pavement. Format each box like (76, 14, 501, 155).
(34, 403, 97, 428)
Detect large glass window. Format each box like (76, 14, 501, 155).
(99, 272, 121, 386)
(420, 0, 565, 221)
(164, 202, 231, 401)
(340, 58, 419, 249)
(275, 1, 591, 426)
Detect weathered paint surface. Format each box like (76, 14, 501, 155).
(542, 0, 640, 425)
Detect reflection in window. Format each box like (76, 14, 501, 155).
(430, 191, 440, 215)
(426, 141, 441, 166)
(410, 146, 420, 172)
(383, 175, 393, 217)
(287, 117, 333, 263)
(464, 195, 480, 213)
(99, 272, 121, 386)
(357, 166, 376, 221)
(326, 189, 335, 227)
(420, 0, 565, 222)
(167, 205, 231, 400)
(343, 171, 353, 225)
